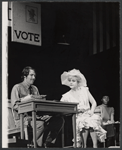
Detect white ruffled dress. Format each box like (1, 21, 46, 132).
(60, 86, 107, 147)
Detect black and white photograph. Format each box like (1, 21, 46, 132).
(2, 1, 120, 148)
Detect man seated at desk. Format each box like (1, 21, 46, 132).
(11, 66, 64, 147)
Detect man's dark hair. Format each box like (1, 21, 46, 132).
(21, 66, 36, 81)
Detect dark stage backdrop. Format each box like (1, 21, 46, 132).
(8, 2, 120, 123)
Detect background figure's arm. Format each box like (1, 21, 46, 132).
(110, 107, 115, 123)
(87, 90, 97, 114)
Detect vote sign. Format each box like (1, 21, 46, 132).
(12, 2, 41, 46)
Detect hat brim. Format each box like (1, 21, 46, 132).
(61, 69, 87, 87)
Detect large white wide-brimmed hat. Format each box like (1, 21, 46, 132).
(61, 69, 87, 87)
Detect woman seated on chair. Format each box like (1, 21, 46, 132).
(95, 96, 115, 147)
(60, 69, 107, 148)
(95, 96, 115, 125)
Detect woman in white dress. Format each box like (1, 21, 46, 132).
(60, 69, 107, 148)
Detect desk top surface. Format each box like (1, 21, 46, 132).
(18, 98, 78, 114)
(18, 98, 78, 106)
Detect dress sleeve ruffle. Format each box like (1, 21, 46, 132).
(60, 92, 70, 102)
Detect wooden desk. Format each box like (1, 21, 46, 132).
(18, 99, 78, 148)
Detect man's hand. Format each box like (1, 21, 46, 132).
(21, 95, 32, 102)
(24, 116, 32, 122)
(24, 116, 32, 126)
(107, 120, 114, 124)
(40, 115, 52, 122)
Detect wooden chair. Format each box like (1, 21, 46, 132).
(8, 100, 30, 147)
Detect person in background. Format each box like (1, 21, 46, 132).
(95, 96, 115, 147)
(60, 69, 106, 148)
(95, 96, 114, 125)
(11, 66, 64, 147)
